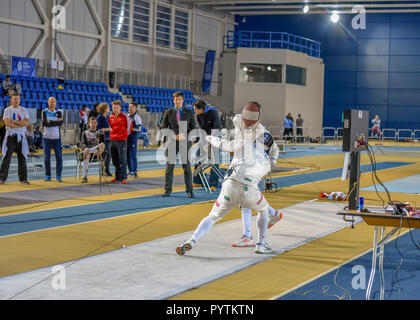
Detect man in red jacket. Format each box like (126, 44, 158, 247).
(109, 100, 131, 184)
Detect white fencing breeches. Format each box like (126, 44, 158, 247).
(190, 179, 270, 245)
(209, 179, 269, 223)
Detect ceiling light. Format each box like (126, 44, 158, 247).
(267, 66, 272, 71)
(303, 5, 309, 14)
(330, 11, 340, 23)
(243, 67, 248, 72)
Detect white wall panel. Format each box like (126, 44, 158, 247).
(110, 41, 149, 71)
(64, 0, 99, 34)
(0, 23, 11, 55)
(194, 14, 220, 57)
(0, 0, 44, 58)
(0, 1, 11, 19)
(58, 33, 100, 65)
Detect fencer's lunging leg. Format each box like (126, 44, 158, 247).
(190, 216, 215, 243)
(242, 207, 252, 238)
(256, 210, 269, 246)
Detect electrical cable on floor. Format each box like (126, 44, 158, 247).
(4, 144, 419, 300)
(6, 196, 211, 300)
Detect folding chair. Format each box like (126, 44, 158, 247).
(28, 152, 43, 177)
(75, 149, 104, 183)
(193, 160, 225, 194)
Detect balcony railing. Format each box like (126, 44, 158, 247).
(224, 31, 321, 59)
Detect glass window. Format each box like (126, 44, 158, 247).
(132, 0, 150, 44)
(286, 65, 307, 86)
(239, 63, 283, 83)
(156, 4, 172, 48)
(174, 9, 189, 51)
(111, 0, 130, 40)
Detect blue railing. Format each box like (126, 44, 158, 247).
(224, 31, 321, 58)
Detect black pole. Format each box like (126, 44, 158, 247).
(348, 150, 361, 210)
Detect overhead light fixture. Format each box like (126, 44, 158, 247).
(243, 67, 248, 72)
(303, 5, 309, 14)
(267, 66, 272, 71)
(330, 11, 340, 23)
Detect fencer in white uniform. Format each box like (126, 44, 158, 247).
(176, 102, 276, 255)
(232, 126, 283, 248)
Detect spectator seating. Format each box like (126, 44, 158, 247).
(119, 84, 196, 113)
(0, 74, 128, 112)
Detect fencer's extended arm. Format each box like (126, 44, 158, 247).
(269, 140, 280, 169)
(206, 135, 238, 152)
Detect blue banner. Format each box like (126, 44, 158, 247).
(202, 50, 216, 94)
(11, 56, 36, 77)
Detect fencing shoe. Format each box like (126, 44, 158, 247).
(176, 239, 196, 256)
(232, 235, 256, 247)
(255, 243, 274, 254)
(268, 210, 283, 229)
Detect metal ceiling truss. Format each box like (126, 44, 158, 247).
(57, 0, 106, 66)
(0, 0, 105, 66)
(177, 0, 420, 15)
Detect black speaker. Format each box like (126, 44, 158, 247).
(342, 109, 370, 152)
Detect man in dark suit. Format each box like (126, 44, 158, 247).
(161, 91, 197, 198)
(193, 100, 222, 191)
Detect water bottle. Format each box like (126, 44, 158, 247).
(358, 197, 364, 211)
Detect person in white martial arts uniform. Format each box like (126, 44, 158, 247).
(176, 102, 277, 255)
(232, 129, 283, 247)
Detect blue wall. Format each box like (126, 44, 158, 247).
(235, 13, 420, 130)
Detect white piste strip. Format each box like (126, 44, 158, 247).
(0, 202, 351, 300)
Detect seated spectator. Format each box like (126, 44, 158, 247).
(33, 125, 43, 149)
(80, 117, 106, 183)
(138, 125, 152, 149)
(26, 124, 36, 154)
(2, 76, 17, 97)
(371, 115, 381, 138)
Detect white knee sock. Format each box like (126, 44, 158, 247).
(83, 158, 89, 177)
(268, 205, 277, 217)
(190, 216, 214, 243)
(256, 212, 269, 246)
(242, 208, 252, 238)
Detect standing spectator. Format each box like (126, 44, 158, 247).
(33, 125, 43, 150)
(283, 113, 294, 141)
(193, 100, 222, 191)
(296, 114, 304, 143)
(161, 91, 197, 198)
(0, 111, 5, 151)
(2, 75, 17, 97)
(109, 100, 131, 184)
(156, 109, 168, 147)
(79, 105, 89, 145)
(96, 103, 112, 177)
(42, 97, 64, 182)
(0, 94, 30, 185)
(127, 103, 142, 178)
(371, 115, 381, 138)
(89, 102, 100, 120)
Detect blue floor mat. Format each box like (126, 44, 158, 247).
(280, 229, 420, 300)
